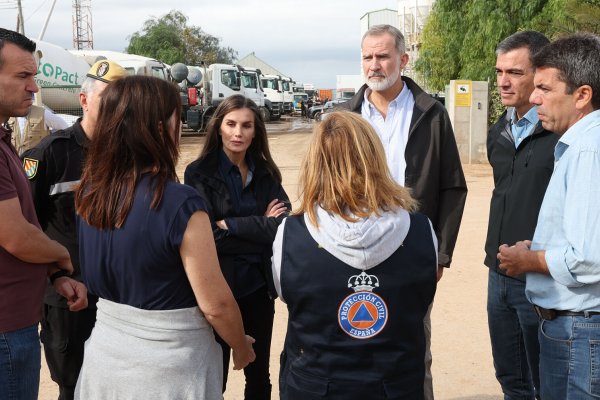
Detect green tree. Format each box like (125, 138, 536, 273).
(415, 0, 468, 92)
(459, 0, 546, 82)
(416, 0, 600, 124)
(126, 10, 237, 65)
(532, 0, 600, 36)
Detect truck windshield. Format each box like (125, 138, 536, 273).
(241, 73, 258, 89)
(293, 94, 308, 102)
(221, 70, 239, 90)
(262, 79, 277, 90)
(151, 67, 166, 80)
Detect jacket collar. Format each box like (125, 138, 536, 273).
(498, 109, 552, 149)
(348, 76, 436, 113)
(72, 118, 91, 149)
(194, 150, 269, 182)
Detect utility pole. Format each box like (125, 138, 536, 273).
(16, 0, 25, 34)
(39, 0, 58, 40)
(72, 0, 94, 50)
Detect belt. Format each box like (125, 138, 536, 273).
(534, 305, 600, 321)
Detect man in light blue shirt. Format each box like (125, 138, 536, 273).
(498, 33, 600, 400)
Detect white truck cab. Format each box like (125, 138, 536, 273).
(186, 63, 278, 131)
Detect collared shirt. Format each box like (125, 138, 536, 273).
(361, 83, 415, 185)
(218, 150, 256, 234)
(526, 109, 600, 311)
(217, 150, 263, 296)
(511, 106, 539, 149)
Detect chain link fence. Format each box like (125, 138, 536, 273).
(39, 85, 83, 125)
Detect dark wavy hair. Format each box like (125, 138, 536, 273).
(198, 94, 281, 181)
(75, 75, 182, 228)
(0, 28, 36, 69)
(533, 32, 600, 110)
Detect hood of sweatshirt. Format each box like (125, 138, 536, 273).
(304, 206, 410, 270)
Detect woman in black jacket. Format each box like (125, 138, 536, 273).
(184, 95, 289, 400)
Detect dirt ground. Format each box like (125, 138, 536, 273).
(38, 117, 503, 399)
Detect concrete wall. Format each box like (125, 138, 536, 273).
(446, 80, 489, 164)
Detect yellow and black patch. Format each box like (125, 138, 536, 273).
(23, 158, 39, 179)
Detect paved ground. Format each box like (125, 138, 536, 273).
(39, 117, 503, 399)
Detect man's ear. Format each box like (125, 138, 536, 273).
(574, 85, 593, 112)
(400, 53, 410, 70)
(79, 92, 88, 112)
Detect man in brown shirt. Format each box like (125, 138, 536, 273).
(0, 28, 87, 400)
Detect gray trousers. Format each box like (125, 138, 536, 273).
(424, 302, 434, 400)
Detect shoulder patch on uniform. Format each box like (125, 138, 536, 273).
(23, 158, 39, 179)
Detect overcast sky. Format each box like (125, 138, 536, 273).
(1, 0, 400, 88)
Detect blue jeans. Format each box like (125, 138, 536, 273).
(539, 314, 600, 399)
(0, 324, 41, 400)
(487, 270, 540, 399)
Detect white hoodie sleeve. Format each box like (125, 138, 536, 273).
(428, 218, 439, 266)
(271, 218, 287, 303)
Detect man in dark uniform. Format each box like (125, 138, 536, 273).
(22, 59, 126, 400)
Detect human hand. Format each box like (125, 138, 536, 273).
(53, 277, 88, 311)
(264, 199, 288, 218)
(215, 220, 228, 230)
(232, 335, 256, 370)
(437, 265, 445, 282)
(520, 240, 532, 249)
(497, 242, 530, 277)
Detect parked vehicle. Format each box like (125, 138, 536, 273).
(70, 49, 169, 80)
(281, 76, 295, 114)
(33, 40, 91, 113)
(293, 93, 308, 113)
(237, 66, 279, 121)
(308, 99, 346, 121)
(260, 74, 295, 117)
(186, 63, 278, 131)
(317, 88, 333, 103)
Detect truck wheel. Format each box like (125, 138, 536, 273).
(314, 111, 322, 121)
(259, 107, 271, 122)
(200, 111, 214, 132)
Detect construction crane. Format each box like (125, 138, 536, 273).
(72, 0, 93, 50)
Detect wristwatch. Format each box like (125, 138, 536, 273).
(49, 270, 70, 284)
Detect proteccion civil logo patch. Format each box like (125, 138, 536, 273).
(23, 158, 39, 179)
(338, 271, 388, 340)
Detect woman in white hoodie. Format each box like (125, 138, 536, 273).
(272, 111, 438, 400)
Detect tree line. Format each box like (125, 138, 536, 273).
(414, 0, 600, 121)
(126, 10, 237, 66)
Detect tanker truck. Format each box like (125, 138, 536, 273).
(69, 50, 169, 80)
(33, 40, 90, 114)
(33, 42, 174, 115)
(260, 74, 295, 116)
(185, 63, 278, 131)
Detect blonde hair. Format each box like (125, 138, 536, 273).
(296, 111, 417, 226)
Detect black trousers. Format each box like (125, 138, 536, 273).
(216, 286, 275, 400)
(40, 303, 97, 400)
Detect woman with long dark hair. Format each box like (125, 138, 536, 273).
(74, 76, 255, 399)
(185, 94, 288, 399)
